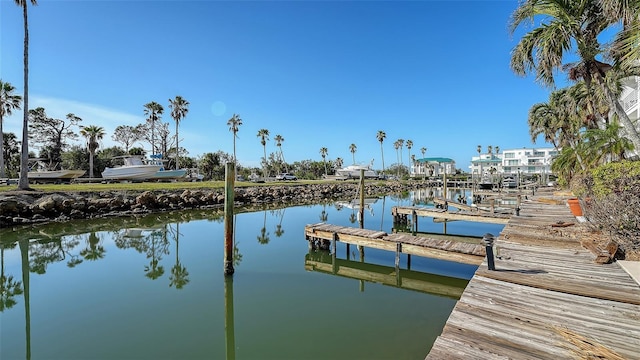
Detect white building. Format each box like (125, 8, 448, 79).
(469, 147, 558, 179)
(621, 74, 639, 159)
(412, 157, 456, 177)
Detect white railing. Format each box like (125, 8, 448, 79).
(621, 89, 638, 113)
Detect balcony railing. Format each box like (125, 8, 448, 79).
(622, 89, 638, 113)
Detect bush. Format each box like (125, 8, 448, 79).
(579, 161, 640, 259)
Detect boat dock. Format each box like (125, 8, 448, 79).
(391, 206, 511, 226)
(304, 223, 485, 265)
(426, 195, 640, 359)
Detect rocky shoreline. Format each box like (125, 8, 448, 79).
(0, 181, 433, 228)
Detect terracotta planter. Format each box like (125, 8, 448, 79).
(567, 198, 583, 216)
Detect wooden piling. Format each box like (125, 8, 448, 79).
(359, 169, 365, 229)
(224, 162, 235, 275)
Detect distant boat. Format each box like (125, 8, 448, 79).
(502, 177, 517, 189)
(146, 155, 187, 181)
(336, 161, 381, 179)
(101, 155, 163, 181)
(27, 158, 85, 183)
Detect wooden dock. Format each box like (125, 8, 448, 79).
(304, 223, 485, 265)
(391, 206, 511, 225)
(426, 194, 640, 359)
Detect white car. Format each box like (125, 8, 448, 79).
(276, 173, 297, 181)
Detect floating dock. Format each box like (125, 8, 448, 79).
(426, 194, 640, 359)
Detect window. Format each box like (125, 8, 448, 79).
(504, 152, 515, 159)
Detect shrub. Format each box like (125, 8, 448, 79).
(579, 161, 640, 259)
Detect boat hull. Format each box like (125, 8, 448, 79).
(28, 170, 86, 183)
(101, 165, 163, 181)
(149, 169, 188, 181)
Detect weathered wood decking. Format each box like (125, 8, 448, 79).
(304, 223, 485, 265)
(392, 205, 512, 225)
(426, 195, 640, 359)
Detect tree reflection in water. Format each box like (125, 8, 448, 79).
(80, 232, 106, 261)
(169, 223, 189, 289)
(0, 244, 23, 312)
(257, 210, 270, 244)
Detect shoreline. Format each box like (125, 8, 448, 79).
(0, 181, 435, 228)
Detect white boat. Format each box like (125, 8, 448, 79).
(27, 159, 85, 183)
(335, 161, 381, 179)
(502, 177, 517, 189)
(101, 155, 163, 181)
(145, 155, 187, 181)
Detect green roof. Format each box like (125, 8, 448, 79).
(415, 157, 455, 163)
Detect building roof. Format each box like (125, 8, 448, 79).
(415, 157, 455, 163)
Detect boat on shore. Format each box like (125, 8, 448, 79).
(336, 162, 381, 179)
(146, 155, 187, 181)
(101, 155, 163, 181)
(27, 159, 85, 183)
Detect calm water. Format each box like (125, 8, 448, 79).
(0, 189, 503, 360)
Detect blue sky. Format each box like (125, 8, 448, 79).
(1, 0, 556, 171)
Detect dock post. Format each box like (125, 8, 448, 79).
(516, 194, 521, 216)
(483, 233, 496, 271)
(489, 198, 495, 213)
(411, 210, 418, 235)
(224, 162, 235, 276)
(359, 169, 365, 229)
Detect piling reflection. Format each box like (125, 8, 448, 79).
(304, 249, 468, 299)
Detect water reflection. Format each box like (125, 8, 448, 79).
(305, 249, 467, 299)
(0, 193, 498, 360)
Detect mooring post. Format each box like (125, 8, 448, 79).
(224, 162, 235, 275)
(483, 233, 496, 271)
(411, 210, 417, 235)
(359, 169, 365, 229)
(490, 198, 495, 213)
(516, 194, 521, 216)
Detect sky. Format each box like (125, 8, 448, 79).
(1, 0, 557, 171)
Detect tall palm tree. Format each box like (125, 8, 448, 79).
(79, 125, 105, 178)
(274, 134, 285, 172)
(319, 147, 328, 175)
(405, 140, 413, 174)
(397, 139, 404, 169)
(349, 143, 357, 164)
(143, 101, 164, 156)
(393, 140, 401, 177)
(420, 147, 427, 179)
(168, 96, 189, 170)
(495, 146, 500, 155)
(0, 80, 22, 178)
(15, 0, 38, 190)
(376, 130, 386, 174)
(510, 0, 640, 151)
(257, 129, 269, 178)
(227, 113, 242, 169)
(487, 145, 493, 156)
(335, 157, 343, 170)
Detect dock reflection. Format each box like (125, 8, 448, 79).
(304, 249, 468, 299)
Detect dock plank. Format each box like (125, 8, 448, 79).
(426, 194, 640, 359)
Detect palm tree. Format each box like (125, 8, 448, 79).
(15, 0, 38, 190)
(393, 140, 401, 177)
(487, 145, 493, 156)
(376, 130, 386, 175)
(227, 113, 242, 173)
(319, 147, 328, 175)
(349, 143, 357, 164)
(169, 224, 189, 289)
(335, 157, 343, 171)
(143, 101, 164, 156)
(0, 80, 22, 178)
(274, 134, 285, 172)
(406, 140, 413, 175)
(420, 147, 427, 179)
(168, 96, 189, 170)
(257, 129, 269, 178)
(79, 125, 105, 178)
(495, 146, 500, 155)
(397, 139, 404, 169)
(510, 0, 640, 151)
